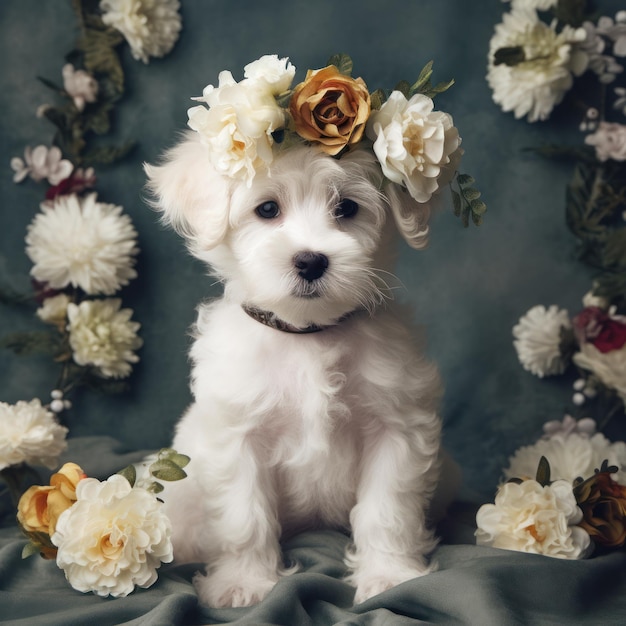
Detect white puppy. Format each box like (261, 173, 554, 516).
(145, 132, 443, 608)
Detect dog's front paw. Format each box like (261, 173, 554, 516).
(349, 559, 436, 605)
(193, 566, 279, 608)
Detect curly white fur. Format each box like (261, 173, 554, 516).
(145, 134, 444, 608)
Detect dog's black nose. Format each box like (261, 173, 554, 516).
(293, 251, 329, 282)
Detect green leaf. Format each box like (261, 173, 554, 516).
(410, 60, 434, 94)
(37, 76, 64, 94)
(78, 27, 125, 96)
(457, 173, 475, 186)
(156, 448, 190, 469)
(493, 46, 526, 67)
(1, 331, 63, 357)
(470, 199, 487, 215)
(421, 79, 455, 99)
(602, 230, 626, 271)
(327, 53, 353, 76)
(464, 188, 481, 202)
(535, 456, 551, 486)
(149, 459, 188, 482)
(21, 542, 40, 559)
(151, 481, 164, 494)
(117, 464, 136, 488)
(370, 88, 386, 110)
(394, 80, 411, 98)
(451, 189, 462, 217)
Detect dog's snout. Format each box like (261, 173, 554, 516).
(293, 251, 329, 282)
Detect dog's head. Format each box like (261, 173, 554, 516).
(145, 132, 432, 328)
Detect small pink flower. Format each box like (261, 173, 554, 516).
(584, 122, 626, 161)
(11, 145, 73, 185)
(62, 64, 98, 112)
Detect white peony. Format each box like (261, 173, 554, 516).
(36, 293, 71, 327)
(475, 480, 591, 559)
(573, 342, 626, 404)
(584, 121, 626, 161)
(366, 91, 463, 203)
(62, 64, 98, 112)
(25, 193, 138, 296)
(188, 65, 287, 184)
(67, 299, 143, 379)
(52, 474, 173, 597)
(513, 305, 571, 377)
(487, 8, 588, 122)
(11, 145, 73, 185)
(100, 0, 182, 64)
(243, 54, 296, 95)
(0, 399, 68, 470)
(504, 431, 626, 484)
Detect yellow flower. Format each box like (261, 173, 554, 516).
(289, 65, 371, 155)
(17, 462, 86, 558)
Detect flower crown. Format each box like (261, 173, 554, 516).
(187, 54, 485, 225)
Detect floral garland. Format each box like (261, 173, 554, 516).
(184, 53, 487, 227)
(477, 0, 626, 560)
(1, 0, 186, 598)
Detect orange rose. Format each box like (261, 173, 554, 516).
(575, 471, 626, 548)
(289, 65, 371, 155)
(17, 462, 86, 557)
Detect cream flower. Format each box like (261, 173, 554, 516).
(504, 431, 626, 484)
(513, 305, 571, 377)
(0, 399, 68, 470)
(188, 64, 287, 184)
(100, 0, 182, 64)
(36, 294, 71, 327)
(25, 193, 139, 296)
(67, 299, 143, 379)
(475, 480, 591, 559)
(584, 122, 626, 161)
(487, 8, 588, 122)
(573, 342, 626, 404)
(52, 474, 173, 597)
(504, 0, 558, 10)
(366, 91, 462, 203)
(11, 145, 73, 185)
(243, 54, 296, 95)
(62, 64, 98, 112)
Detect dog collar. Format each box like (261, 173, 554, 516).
(242, 305, 353, 334)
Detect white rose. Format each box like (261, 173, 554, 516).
(243, 54, 296, 94)
(366, 91, 462, 203)
(52, 475, 173, 597)
(476, 480, 591, 559)
(0, 399, 68, 470)
(188, 69, 286, 184)
(573, 342, 626, 403)
(584, 122, 626, 161)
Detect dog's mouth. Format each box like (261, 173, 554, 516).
(291, 280, 324, 299)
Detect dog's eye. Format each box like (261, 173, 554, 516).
(255, 201, 280, 219)
(334, 199, 359, 219)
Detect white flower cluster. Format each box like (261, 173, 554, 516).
(52, 474, 173, 597)
(100, 0, 182, 64)
(0, 400, 68, 471)
(187, 54, 464, 206)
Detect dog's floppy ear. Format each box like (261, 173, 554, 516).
(144, 132, 231, 250)
(385, 182, 432, 250)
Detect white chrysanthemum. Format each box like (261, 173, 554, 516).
(503, 0, 558, 10)
(0, 399, 68, 470)
(67, 299, 143, 379)
(475, 480, 590, 559)
(36, 293, 71, 327)
(573, 342, 626, 404)
(513, 305, 571, 377)
(504, 432, 626, 484)
(487, 8, 588, 122)
(100, 0, 182, 64)
(188, 66, 286, 184)
(25, 193, 138, 296)
(52, 475, 173, 597)
(366, 91, 463, 203)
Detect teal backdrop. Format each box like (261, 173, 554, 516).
(1, 0, 624, 500)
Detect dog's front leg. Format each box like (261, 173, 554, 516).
(346, 419, 440, 604)
(193, 440, 283, 608)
